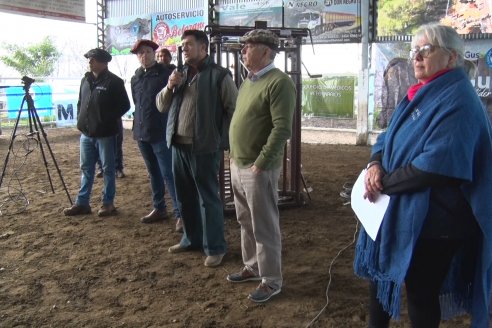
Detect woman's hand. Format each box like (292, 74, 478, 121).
(364, 163, 384, 202)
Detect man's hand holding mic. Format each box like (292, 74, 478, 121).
(167, 70, 184, 91)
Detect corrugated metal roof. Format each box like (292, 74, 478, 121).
(106, 0, 206, 17)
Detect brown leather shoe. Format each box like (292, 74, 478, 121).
(97, 204, 116, 217)
(140, 208, 168, 223)
(63, 204, 91, 216)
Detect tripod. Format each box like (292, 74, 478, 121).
(0, 76, 73, 209)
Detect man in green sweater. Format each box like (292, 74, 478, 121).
(227, 29, 296, 303)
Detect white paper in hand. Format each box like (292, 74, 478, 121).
(351, 169, 390, 241)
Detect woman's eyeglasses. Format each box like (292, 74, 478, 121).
(409, 44, 439, 61)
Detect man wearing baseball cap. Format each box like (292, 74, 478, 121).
(64, 48, 130, 217)
(130, 39, 182, 230)
(227, 29, 296, 303)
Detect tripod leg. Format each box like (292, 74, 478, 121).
(300, 172, 312, 202)
(0, 97, 26, 189)
(28, 98, 73, 205)
(27, 100, 56, 194)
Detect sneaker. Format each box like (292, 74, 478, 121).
(168, 243, 189, 254)
(226, 267, 262, 283)
(116, 170, 125, 178)
(248, 282, 281, 303)
(140, 208, 168, 223)
(175, 217, 184, 232)
(204, 254, 225, 267)
(96, 170, 103, 178)
(63, 204, 92, 216)
(97, 204, 116, 217)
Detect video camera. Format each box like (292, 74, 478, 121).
(21, 76, 35, 91)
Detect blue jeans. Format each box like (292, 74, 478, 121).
(76, 134, 116, 206)
(97, 119, 123, 171)
(172, 144, 226, 256)
(137, 140, 180, 217)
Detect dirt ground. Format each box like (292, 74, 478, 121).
(0, 127, 472, 327)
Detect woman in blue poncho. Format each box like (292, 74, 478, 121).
(354, 24, 492, 327)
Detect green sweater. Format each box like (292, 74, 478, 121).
(230, 68, 296, 169)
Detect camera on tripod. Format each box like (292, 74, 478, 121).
(21, 76, 35, 91)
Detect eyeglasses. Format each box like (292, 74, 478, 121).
(409, 44, 440, 61)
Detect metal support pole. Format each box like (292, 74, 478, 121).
(356, 0, 370, 145)
(96, 0, 106, 49)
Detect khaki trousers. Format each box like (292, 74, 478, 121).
(230, 161, 282, 290)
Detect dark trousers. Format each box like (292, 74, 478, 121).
(137, 139, 180, 217)
(172, 143, 227, 256)
(368, 238, 462, 328)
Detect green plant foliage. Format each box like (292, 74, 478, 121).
(377, 0, 426, 36)
(0, 36, 61, 78)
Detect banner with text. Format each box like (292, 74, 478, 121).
(285, 0, 361, 43)
(215, 0, 283, 27)
(214, 0, 361, 43)
(152, 8, 206, 56)
(373, 41, 492, 129)
(302, 76, 355, 118)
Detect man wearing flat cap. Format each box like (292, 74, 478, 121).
(64, 48, 130, 217)
(226, 29, 296, 303)
(130, 39, 182, 229)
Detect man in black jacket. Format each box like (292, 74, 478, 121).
(64, 48, 130, 217)
(130, 39, 182, 229)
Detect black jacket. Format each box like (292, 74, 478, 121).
(131, 62, 172, 143)
(77, 69, 130, 137)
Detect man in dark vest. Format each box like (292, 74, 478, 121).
(156, 30, 237, 267)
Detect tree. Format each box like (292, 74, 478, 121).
(377, 0, 451, 37)
(377, 0, 426, 36)
(0, 37, 61, 78)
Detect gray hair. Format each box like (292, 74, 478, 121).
(411, 23, 464, 67)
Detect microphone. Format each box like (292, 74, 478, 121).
(173, 46, 184, 94)
(176, 46, 183, 72)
